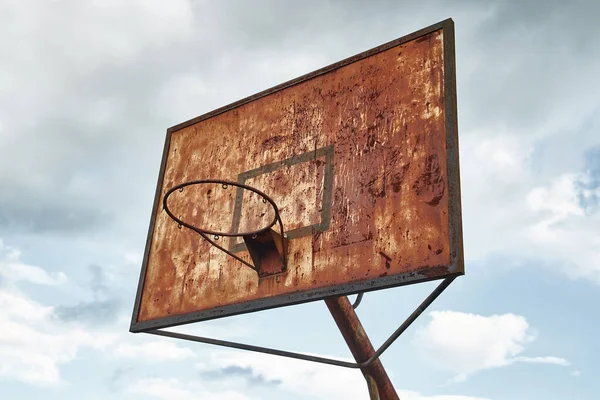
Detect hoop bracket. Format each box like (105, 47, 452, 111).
(243, 229, 288, 277)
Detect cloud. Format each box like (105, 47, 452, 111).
(0, 240, 195, 387)
(54, 298, 121, 325)
(576, 145, 600, 213)
(460, 132, 600, 284)
(114, 341, 195, 362)
(524, 169, 600, 283)
(126, 375, 491, 400)
(196, 351, 491, 400)
(200, 365, 282, 387)
(527, 173, 585, 219)
(52, 264, 125, 326)
(107, 366, 135, 393)
(413, 311, 570, 382)
(0, 0, 196, 238)
(0, 202, 113, 236)
(126, 377, 251, 400)
(0, 240, 66, 285)
(127, 378, 203, 400)
(467, 133, 534, 184)
(121, 350, 492, 400)
(514, 356, 570, 366)
(0, 290, 117, 386)
(197, 351, 365, 400)
(400, 392, 491, 400)
(0, 240, 121, 386)
(88, 264, 110, 296)
(124, 251, 143, 266)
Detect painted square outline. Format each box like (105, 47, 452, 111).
(228, 144, 334, 253)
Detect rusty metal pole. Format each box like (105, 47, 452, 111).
(325, 296, 400, 400)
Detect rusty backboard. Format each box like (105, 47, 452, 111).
(131, 19, 463, 332)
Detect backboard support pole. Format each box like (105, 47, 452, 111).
(325, 295, 399, 400)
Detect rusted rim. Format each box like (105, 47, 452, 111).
(163, 179, 280, 238)
(162, 179, 287, 273)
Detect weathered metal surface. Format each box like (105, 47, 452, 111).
(131, 19, 463, 331)
(162, 179, 287, 275)
(325, 296, 399, 400)
(242, 229, 288, 277)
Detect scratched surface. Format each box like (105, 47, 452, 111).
(137, 28, 458, 324)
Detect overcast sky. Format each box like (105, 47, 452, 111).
(1, 1, 599, 399)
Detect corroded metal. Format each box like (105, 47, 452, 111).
(131, 18, 463, 332)
(352, 292, 364, 309)
(242, 229, 288, 277)
(325, 296, 399, 400)
(162, 179, 287, 276)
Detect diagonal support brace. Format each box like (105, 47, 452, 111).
(145, 277, 456, 370)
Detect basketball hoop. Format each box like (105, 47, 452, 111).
(162, 179, 288, 277)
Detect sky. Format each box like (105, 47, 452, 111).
(1, 0, 599, 399)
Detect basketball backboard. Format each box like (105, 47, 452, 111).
(131, 19, 463, 333)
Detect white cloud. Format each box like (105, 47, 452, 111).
(0, 290, 117, 386)
(468, 133, 534, 183)
(399, 392, 491, 400)
(1, 0, 194, 75)
(128, 378, 198, 400)
(124, 251, 143, 266)
(114, 341, 195, 362)
(460, 130, 600, 285)
(158, 74, 212, 122)
(514, 356, 570, 366)
(524, 172, 600, 282)
(413, 311, 570, 382)
(0, 240, 67, 285)
(0, 240, 120, 386)
(126, 377, 251, 400)
(527, 173, 585, 219)
(199, 351, 365, 400)
(126, 375, 491, 400)
(459, 132, 535, 262)
(194, 351, 491, 400)
(0, 240, 212, 387)
(157, 51, 324, 123)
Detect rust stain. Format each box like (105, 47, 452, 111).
(412, 154, 446, 206)
(138, 29, 453, 322)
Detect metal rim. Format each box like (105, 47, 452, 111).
(162, 179, 287, 273)
(163, 179, 280, 237)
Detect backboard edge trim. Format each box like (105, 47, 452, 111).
(442, 19, 465, 275)
(130, 265, 463, 333)
(129, 129, 174, 332)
